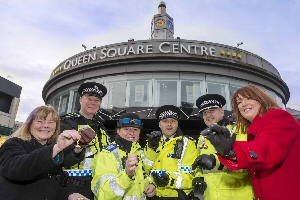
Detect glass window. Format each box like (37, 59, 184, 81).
(228, 85, 240, 110)
(264, 88, 277, 102)
(128, 81, 149, 107)
(0, 91, 13, 113)
(181, 81, 201, 107)
(207, 82, 226, 96)
(108, 82, 126, 108)
(72, 90, 81, 113)
(207, 82, 226, 109)
(53, 98, 60, 113)
(157, 80, 177, 106)
(59, 93, 70, 115)
(276, 95, 285, 109)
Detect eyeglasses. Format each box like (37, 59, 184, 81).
(122, 127, 140, 133)
(35, 120, 56, 125)
(160, 119, 177, 125)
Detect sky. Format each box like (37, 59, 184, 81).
(1, 0, 300, 122)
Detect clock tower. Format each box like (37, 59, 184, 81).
(151, 1, 174, 39)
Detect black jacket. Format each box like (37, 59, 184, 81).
(0, 137, 84, 200)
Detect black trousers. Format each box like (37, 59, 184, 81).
(57, 176, 93, 200)
(147, 191, 199, 200)
(148, 196, 187, 200)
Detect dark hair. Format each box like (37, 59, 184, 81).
(232, 85, 280, 132)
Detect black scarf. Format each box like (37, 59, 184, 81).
(115, 134, 133, 153)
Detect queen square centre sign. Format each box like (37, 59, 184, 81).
(55, 41, 217, 75)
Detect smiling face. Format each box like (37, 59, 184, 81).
(30, 113, 57, 145)
(202, 108, 224, 127)
(159, 118, 178, 138)
(117, 127, 140, 142)
(79, 95, 102, 119)
(237, 94, 261, 122)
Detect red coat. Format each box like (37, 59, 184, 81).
(219, 109, 300, 200)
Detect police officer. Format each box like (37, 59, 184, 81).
(192, 94, 254, 200)
(144, 105, 198, 200)
(58, 82, 111, 200)
(92, 113, 156, 200)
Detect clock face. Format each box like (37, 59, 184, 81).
(156, 19, 165, 27)
(167, 20, 173, 30)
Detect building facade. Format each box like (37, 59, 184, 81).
(0, 76, 22, 146)
(42, 2, 289, 138)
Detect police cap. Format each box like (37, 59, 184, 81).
(117, 113, 143, 129)
(196, 94, 226, 112)
(78, 82, 107, 99)
(155, 105, 181, 120)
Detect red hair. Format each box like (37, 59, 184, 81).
(232, 85, 280, 132)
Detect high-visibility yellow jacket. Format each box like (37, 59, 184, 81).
(143, 128, 198, 198)
(196, 124, 254, 200)
(60, 112, 111, 171)
(92, 141, 153, 200)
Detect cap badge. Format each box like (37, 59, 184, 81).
(159, 110, 178, 120)
(82, 85, 103, 96)
(200, 100, 221, 108)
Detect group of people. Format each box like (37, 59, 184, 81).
(0, 81, 299, 200)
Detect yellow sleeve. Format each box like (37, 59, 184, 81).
(143, 142, 163, 173)
(92, 150, 133, 200)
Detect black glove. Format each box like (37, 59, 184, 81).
(192, 154, 216, 170)
(209, 124, 231, 139)
(206, 131, 236, 158)
(200, 124, 231, 139)
(146, 131, 161, 150)
(152, 172, 169, 187)
(192, 177, 207, 193)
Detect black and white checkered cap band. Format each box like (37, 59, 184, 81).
(82, 85, 103, 96)
(199, 100, 222, 112)
(159, 110, 178, 120)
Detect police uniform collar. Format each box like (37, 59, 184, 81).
(173, 127, 183, 137)
(217, 117, 231, 126)
(162, 127, 183, 139)
(196, 94, 226, 112)
(163, 135, 173, 142)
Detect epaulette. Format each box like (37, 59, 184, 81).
(185, 136, 196, 141)
(104, 144, 118, 152)
(67, 112, 81, 118)
(60, 112, 81, 119)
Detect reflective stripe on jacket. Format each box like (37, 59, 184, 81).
(60, 113, 111, 172)
(196, 124, 254, 200)
(92, 142, 152, 200)
(144, 132, 198, 198)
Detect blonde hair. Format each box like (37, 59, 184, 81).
(232, 85, 280, 132)
(10, 105, 60, 144)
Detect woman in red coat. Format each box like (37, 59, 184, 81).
(203, 85, 300, 200)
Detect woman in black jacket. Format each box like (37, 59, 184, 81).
(0, 105, 85, 200)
